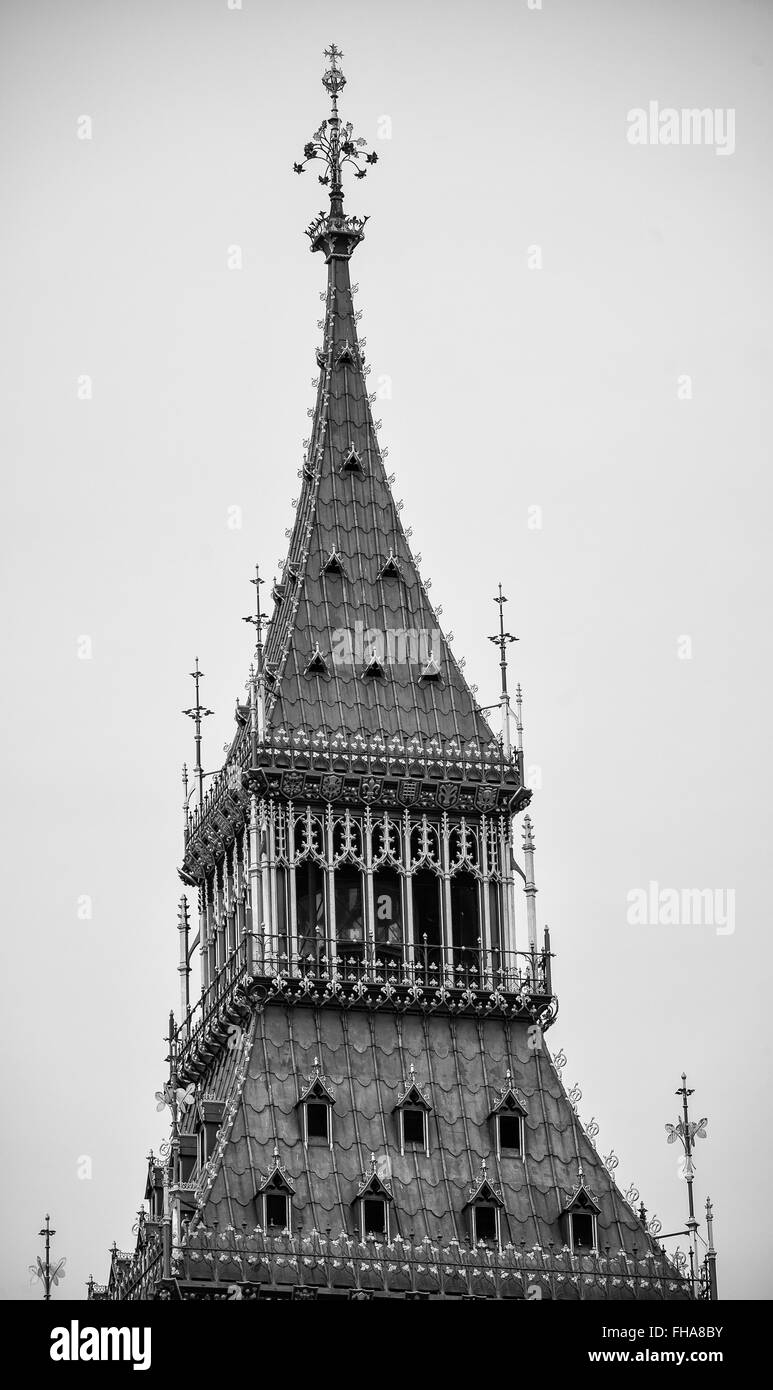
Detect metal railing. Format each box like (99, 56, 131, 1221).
(154, 1228, 693, 1301)
(253, 932, 552, 998)
(174, 930, 553, 1068)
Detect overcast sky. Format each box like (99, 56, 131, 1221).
(1, 0, 771, 1300)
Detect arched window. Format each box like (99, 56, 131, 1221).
(451, 869, 480, 971)
(296, 861, 326, 962)
(487, 880, 502, 981)
(335, 864, 365, 956)
(275, 865, 290, 963)
(373, 867, 402, 960)
(412, 867, 442, 974)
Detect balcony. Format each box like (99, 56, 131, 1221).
(174, 932, 555, 1081)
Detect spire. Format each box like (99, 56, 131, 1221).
(260, 50, 499, 754)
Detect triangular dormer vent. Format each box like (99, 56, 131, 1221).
(321, 549, 346, 577)
(377, 551, 401, 580)
(340, 444, 364, 476)
(336, 341, 357, 367)
(305, 643, 329, 677)
(362, 648, 386, 681)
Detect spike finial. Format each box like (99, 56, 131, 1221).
(488, 583, 518, 758)
(182, 658, 213, 808)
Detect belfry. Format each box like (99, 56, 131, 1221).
(91, 47, 715, 1303)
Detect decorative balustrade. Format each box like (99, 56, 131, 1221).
(174, 931, 554, 1074)
(94, 1227, 694, 1301)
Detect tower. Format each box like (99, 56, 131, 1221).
(95, 48, 707, 1303)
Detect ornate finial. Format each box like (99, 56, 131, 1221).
(666, 1073, 708, 1296)
(488, 583, 518, 758)
(294, 45, 378, 234)
(182, 658, 213, 808)
(522, 814, 535, 849)
(577, 1160, 585, 1186)
(243, 567, 267, 750)
(409, 1063, 416, 1082)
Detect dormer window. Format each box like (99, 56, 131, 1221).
(362, 1198, 388, 1238)
(295, 1059, 335, 1147)
(265, 1191, 289, 1231)
(377, 551, 401, 580)
(418, 653, 442, 684)
(393, 1067, 432, 1156)
(570, 1208, 596, 1252)
(362, 648, 386, 680)
(336, 341, 357, 366)
(489, 1072, 527, 1159)
(497, 1114, 522, 1153)
(304, 643, 329, 677)
(195, 1099, 225, 1169)
(463, 1160, 505, 1249)
(561, 1166, 601, 1255)
(321, 549, 346, 577)
(473, 1203, 498, 1245)
(340, 443, 364, 476)
(402, 1108, 425, 1147)
(306, 1102, 329, 1141)
(353, 1156, 393, 1241)
(258, 1148, 295, 1234)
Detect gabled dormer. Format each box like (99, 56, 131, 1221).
(377, 550, 401, 580)
(418, 652, 442, 685)
(560, 1165, 601, 1254)
(195, 1098, 224, 1171)
(336, 340, 357, 366)
(362, 647, 386, 681)
(295, 1058, 335, 1146)
(463, 1159, 505, 1249)
(352, 1156, 393, 1241)
(321, 548, 347, 577)
(258, 1148, 296, 1234)
(340, 443, 364, 476)
(392, 1065, 432, 1156)
(489, 1070, 527, 1158)
(304, 643, 329, 677)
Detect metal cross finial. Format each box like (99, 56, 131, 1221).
(182, 658, 213, 808)
(324, 42, 344, 69)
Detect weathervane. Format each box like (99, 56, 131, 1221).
(293, 44, 378, 211)
(182, 657, 213, 807)
(30, 1215, 65, 1300)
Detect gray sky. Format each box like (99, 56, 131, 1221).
(1, 0, 771, 1300)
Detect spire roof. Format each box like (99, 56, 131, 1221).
(262, 48, 496, 752)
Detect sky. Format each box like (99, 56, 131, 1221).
(1, 0, 771, 1300)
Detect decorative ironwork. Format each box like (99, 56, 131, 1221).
(30, 1216, 65, 1300)
(294, 45, 378, 196)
